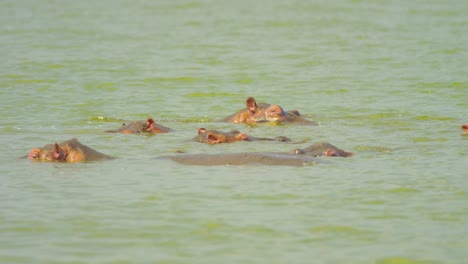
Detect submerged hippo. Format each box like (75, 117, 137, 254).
(105, 117, 173, 134)
(192, 128, 291, 144)
(159, 142, 351, 166)
(462, 124, 468, 136)
(222, 97, 317, 125)
(290, 142, 354, 157)
(26, 138, 114, 163)
(159, 152, 323, 166)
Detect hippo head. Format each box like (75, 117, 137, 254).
(264, 104, 287, 122)
(28, 143, 67, 162)
(290, 142, 354, 157)
(194, 128, 250, 144)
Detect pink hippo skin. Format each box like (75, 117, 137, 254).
(105, 117, 173, 134)
(462, 124, 468, 136)
(27, 138, 114, 163)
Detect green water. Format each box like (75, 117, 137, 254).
(1, 0, 467, 263)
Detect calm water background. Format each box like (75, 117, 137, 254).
(1, 0, 467, 263)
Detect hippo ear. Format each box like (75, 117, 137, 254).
(206, 133, 220, 144)
(198, 128, 206, 135)
(246, 97, 257, 112)
(51, 143, 65, 160)
(146, 118, 156, 131)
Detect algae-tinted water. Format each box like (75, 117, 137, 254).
(1, 0, 467, 263)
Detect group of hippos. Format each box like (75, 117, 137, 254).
(25, 97, 468, 166)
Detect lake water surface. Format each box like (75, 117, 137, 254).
(1, 0, 467, 263)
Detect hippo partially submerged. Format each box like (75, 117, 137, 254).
(291, 142, 354, 157)
(222, 97, 269, 124)
(26, 138, 114, 163)
(192, 128, 291, 144)
(105, 117, 173, 134)
(160, 152, 323, 166)
(159, 142, 351, 166)
(222, 97, 317, 125)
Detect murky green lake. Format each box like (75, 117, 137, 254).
(1, 0, 467, 263)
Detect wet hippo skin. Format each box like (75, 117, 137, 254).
(222, 96, 317, 125)
(26, 138, 114, 163)
(159, 152, 323, 166)
(290, 142, 354, 157)
(222, 97, 270, 124)
(158, 142, 351, 166)
(192, 128, 291, 144)
(105, 117, 173, 134)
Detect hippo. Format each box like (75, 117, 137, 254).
(159, 152, 323, 166)
(290, 142, 354, 157)
(159, 142, 351, 166)
(26, 138, 114, 163)
(462, 124, 468, 136)
(222, 97, 270, 124)
(192, 128, 291, 144)
(105, 117, 173, 134)
(262, 104, 318, 125)
(222, 97, 317, 125)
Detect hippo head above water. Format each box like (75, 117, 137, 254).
(263, 104, 287, 122)
(222, 96, 317, 125)
(222, 97, 270, 124)
(27, 138, 114, 163)
(28, 142, 67, 162)
(105, 117, 173, 134)
(193, 128, 250, 144)
(192, 128, 292, 144)
(290, 142, 354, 157)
